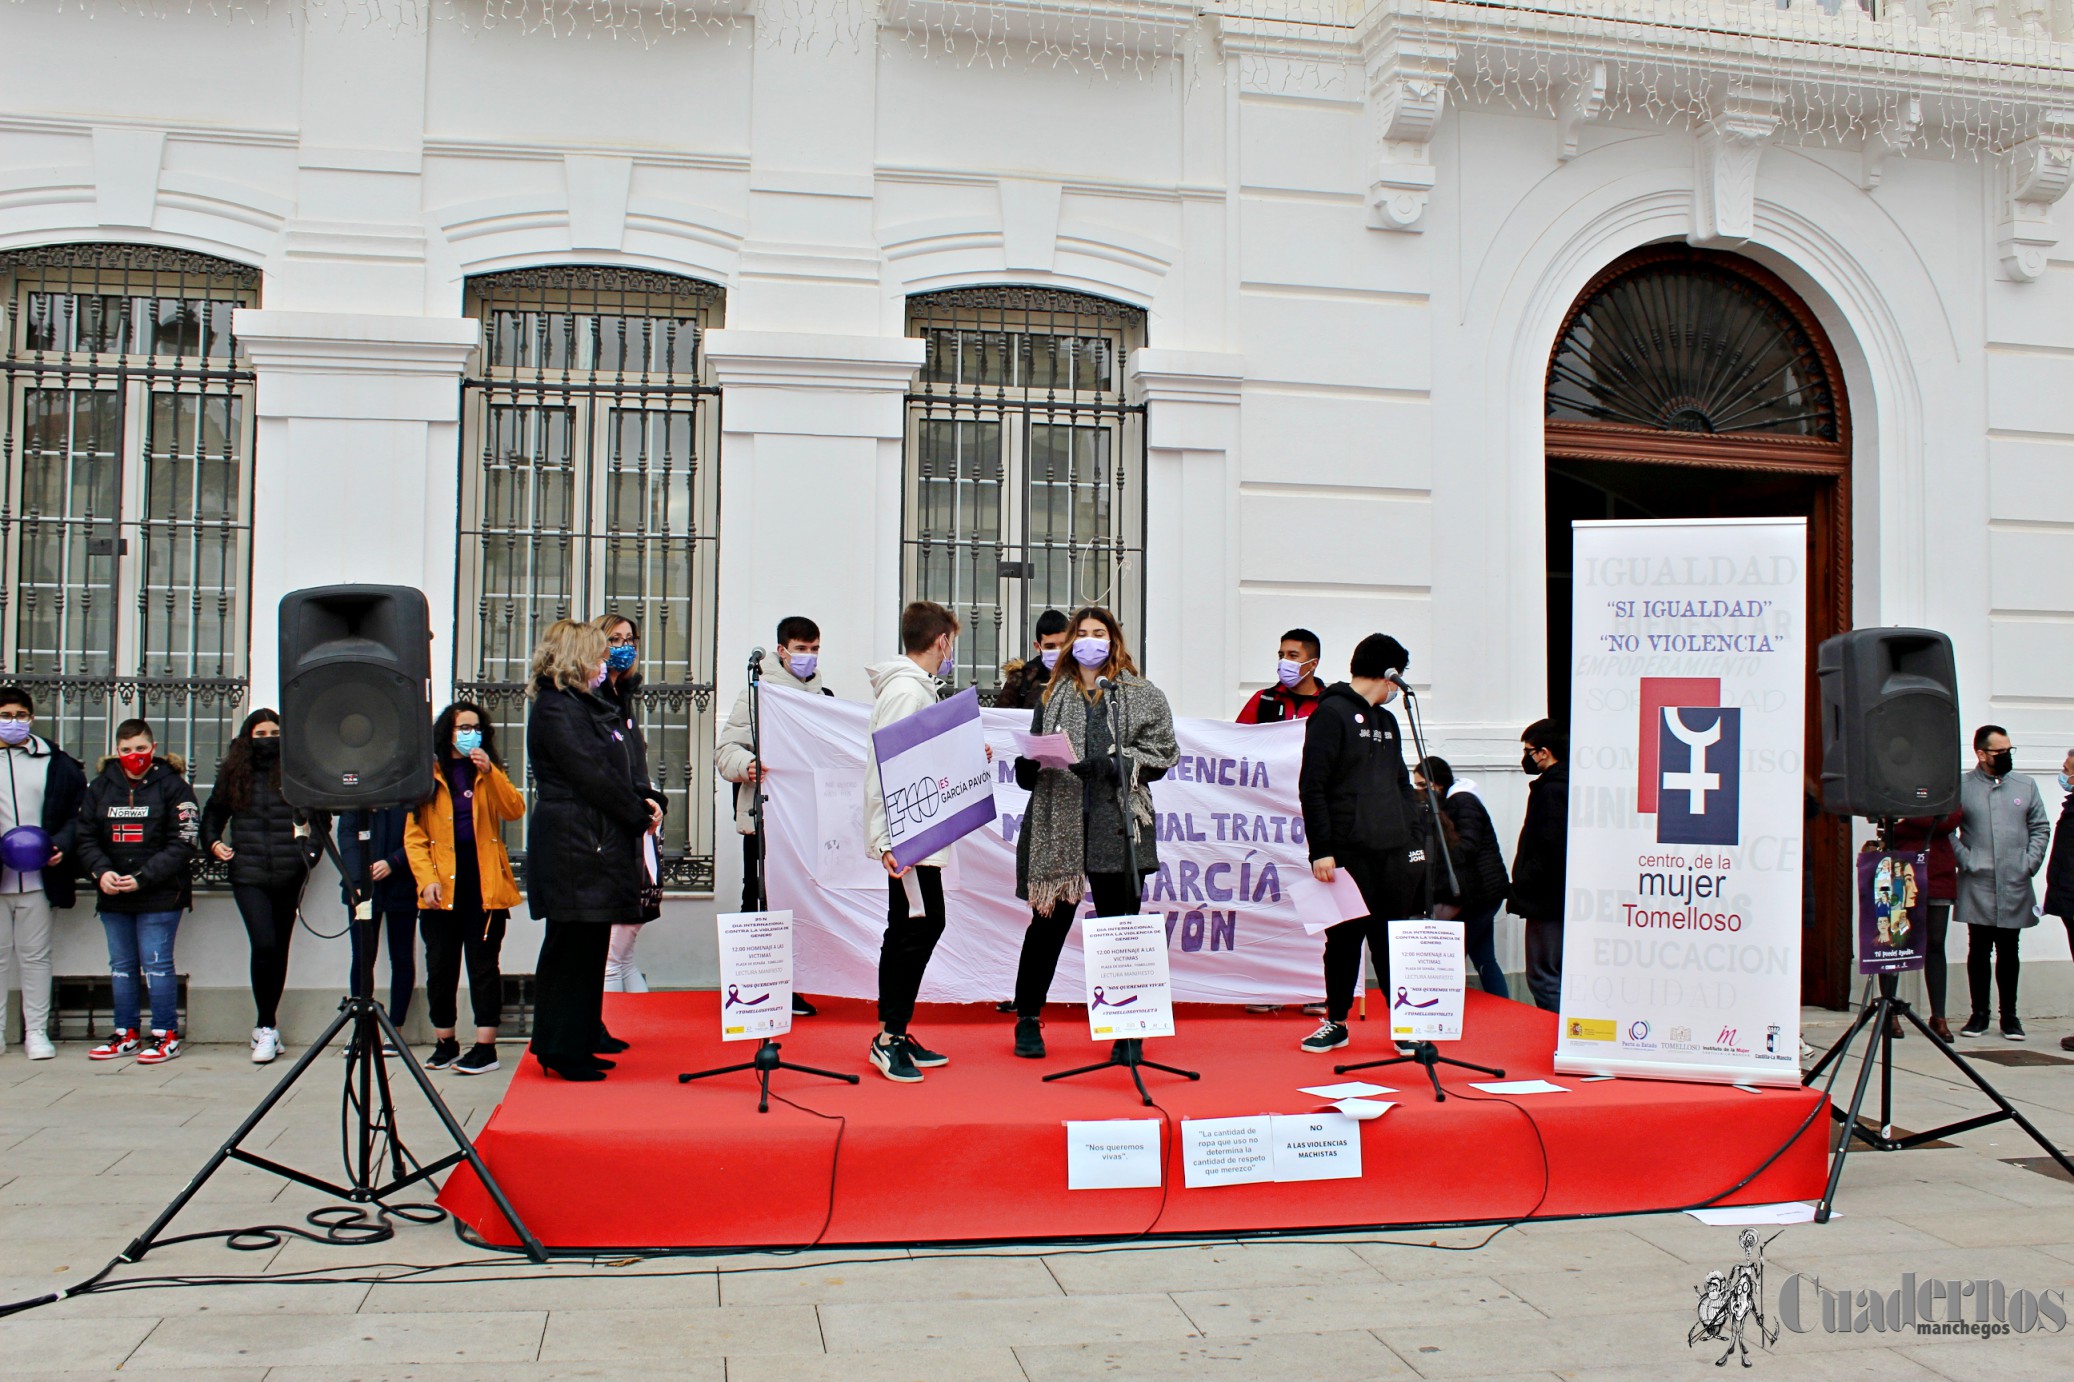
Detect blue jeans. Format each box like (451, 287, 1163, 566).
(102, 910, 182, 1034)
(1459, 898, 1510, 1001)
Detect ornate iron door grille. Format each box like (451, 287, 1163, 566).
(0, 245, 255, 888)
(903, 287, 1148, 699)
(456, 266, 724, 893)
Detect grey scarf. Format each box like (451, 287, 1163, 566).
(1021, 672, 1179, 917)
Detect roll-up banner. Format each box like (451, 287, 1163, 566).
(1556, 518, 1807, 1087)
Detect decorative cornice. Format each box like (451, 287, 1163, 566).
(703, 331, 927, 392)
(1691, 82, 1784, 248)
(1363, 30, 1456, 233)
(230, 311, 480, 376)
(1557, 62, 1610, 163)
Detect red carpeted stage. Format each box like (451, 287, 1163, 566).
(438, 991, 1829, 1250)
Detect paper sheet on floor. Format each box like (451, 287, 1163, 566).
(1467, 1079, 1569, 1095)
(1326, 1098, 1395, 1120)
(1298, 1081, 1397, 1099)
(1686, 1202, 1829, 1226)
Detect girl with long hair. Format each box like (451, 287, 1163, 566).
(406, 701, 525, 1074)
(592, 613, 667, 995)
(202, 708, 328, 1064)
(1007, 606, 1178, 1059)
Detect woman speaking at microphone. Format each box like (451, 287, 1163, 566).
(523, 619, 653, 1082)
(1008, 606, 1177, 1059)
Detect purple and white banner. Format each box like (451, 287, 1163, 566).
(873, 686, 997, 870)
(757, 685, 1340, 1005)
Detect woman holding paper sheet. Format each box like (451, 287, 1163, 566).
(1009, 607, 1179, 1059)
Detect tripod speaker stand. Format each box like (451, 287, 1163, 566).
(120, 828, 544, 1265)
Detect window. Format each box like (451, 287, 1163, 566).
(0, 244, 256, 851)
(903, 287, 1147, 696)
(457, 266, 724, 892)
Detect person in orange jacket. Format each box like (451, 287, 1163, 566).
(406, 702, 525, 1075)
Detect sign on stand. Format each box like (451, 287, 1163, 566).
(715, 910, 794, 1042)
(1386, 919, 1465, 1042)
(1081, 912, 1177, 1040)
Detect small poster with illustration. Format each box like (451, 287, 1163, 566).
(1856, 850, 1928, 975)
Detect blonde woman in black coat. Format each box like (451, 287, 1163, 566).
(524, 619, 652, 1082)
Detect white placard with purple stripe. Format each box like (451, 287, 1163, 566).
(872, 686, 997, 870)
(1081, 912, 1177, 1040)
(716, 910, 793, 1042)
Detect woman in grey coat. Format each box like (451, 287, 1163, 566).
(1954, 725, 2051, 1041)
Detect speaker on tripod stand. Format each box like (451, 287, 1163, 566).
(116, 585, 544, 1268)
(1804, 627, 2073, 1222)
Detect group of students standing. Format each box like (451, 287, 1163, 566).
(0, 610, 666, 1081)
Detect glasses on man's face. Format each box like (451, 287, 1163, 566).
(0, 711, 31, 722)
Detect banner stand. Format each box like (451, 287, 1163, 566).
(1043, 1036, 1201, 1108)
(679, 912, 860, 1113)
(677, 1036, 859, 1115)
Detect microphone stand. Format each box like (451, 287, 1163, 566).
(680, 647, 858, 1112)
(1042, 673, 1201, 1106)
(1334, 680, 1505, 1102)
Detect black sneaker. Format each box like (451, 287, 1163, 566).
(425, 1037, 462, 1069)
(454, 1043, 502, 1075)
(1014, 1017, 1045, 1059)
(792, 994, 817, 1017)
(2002, 1016, 2026, 1043)
(869, 1034, 921, 1083)
(1959, 1015, 1990, 1038)
(901, 1032, 949, 1068)
(1300, 1021, 1350, 1053)
(996, 1001, 1017, 1014)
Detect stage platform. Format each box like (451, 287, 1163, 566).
(438, 991, 1830, 1250)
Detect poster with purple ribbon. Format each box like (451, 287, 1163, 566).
(1081, 912, 1176, 1040)
(872, 686, 997, 871)
(716, 910, 793, 1042)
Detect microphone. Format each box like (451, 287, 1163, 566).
(1095, 675, 1115, 692)
(1382, 668, 1415, 695)
(747, 646, 766, 671)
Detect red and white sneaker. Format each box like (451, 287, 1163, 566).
(135, 1030, 183, 1064)
(88, 1028, 142, 1061)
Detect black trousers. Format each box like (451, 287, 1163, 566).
(233, 880, 305, 1029)
(421, 848, 506, 1032)
(1015, 871, 1142, 1019)
(530, 919, 610, 1062)
(348, 906, 418, 1023)
(1965, 923, 2022, 1020)
(1924, 901, 1952, 1018)
(879, 866, 945, 1035)
(1524, 917, 1565, 1013)
(1322, 848, 1416, 1024)
(740, 829, 764, 912)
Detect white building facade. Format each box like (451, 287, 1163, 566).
(3, 0, 2071, 1036)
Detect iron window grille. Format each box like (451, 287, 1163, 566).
(903, 287, 1148, 700)
(456, 266, 724, 894)
(1, 245, 255, 890)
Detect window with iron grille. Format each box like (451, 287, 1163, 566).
(903, 287, 1148, 699)
(456, 266, 723, 893)
(0, 244, 255, 887)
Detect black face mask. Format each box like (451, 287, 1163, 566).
(1987, 749, 2013, 777)
(250, 738, 281, 763)
(1521, 749, 1544, 777)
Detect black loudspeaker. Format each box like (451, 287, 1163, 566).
(278, 585, 434, 811)
(1817, 627, 1961, 818)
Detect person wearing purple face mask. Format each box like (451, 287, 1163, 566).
(994, 609, 1070, 712)
(718, 615, 833, 1015)
(1237, 629, 1324, 725)
(523, 619, 652, 1082)
(0, 686, 85, 1061)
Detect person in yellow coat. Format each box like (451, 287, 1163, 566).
(406, 702, 525, 1075)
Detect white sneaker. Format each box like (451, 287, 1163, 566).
(623, 965, 649, 994)
(25, 1032, 55, 1060)
(251, 1026, 281, 1064)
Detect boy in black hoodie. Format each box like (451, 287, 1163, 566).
(1297, 633, 1421, 1053)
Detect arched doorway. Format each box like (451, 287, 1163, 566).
(1542, 245, 1853, 1008)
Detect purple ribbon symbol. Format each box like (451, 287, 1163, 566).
(1394, 986, 1439, 1011)
(1091, 986, 1137, 1009)
(724, 985, 771, 1010)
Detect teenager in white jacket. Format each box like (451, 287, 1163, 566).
(862, 601, 962, 1084)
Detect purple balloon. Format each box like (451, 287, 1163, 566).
(1, 825, 52, 872)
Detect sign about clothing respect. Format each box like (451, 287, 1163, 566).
(871, 686, 997, 871)
(1557, 518, 1807, 1087)
(756, 686, 1351, 1005)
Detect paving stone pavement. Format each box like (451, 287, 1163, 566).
(2, 1008, 2072, 1380)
